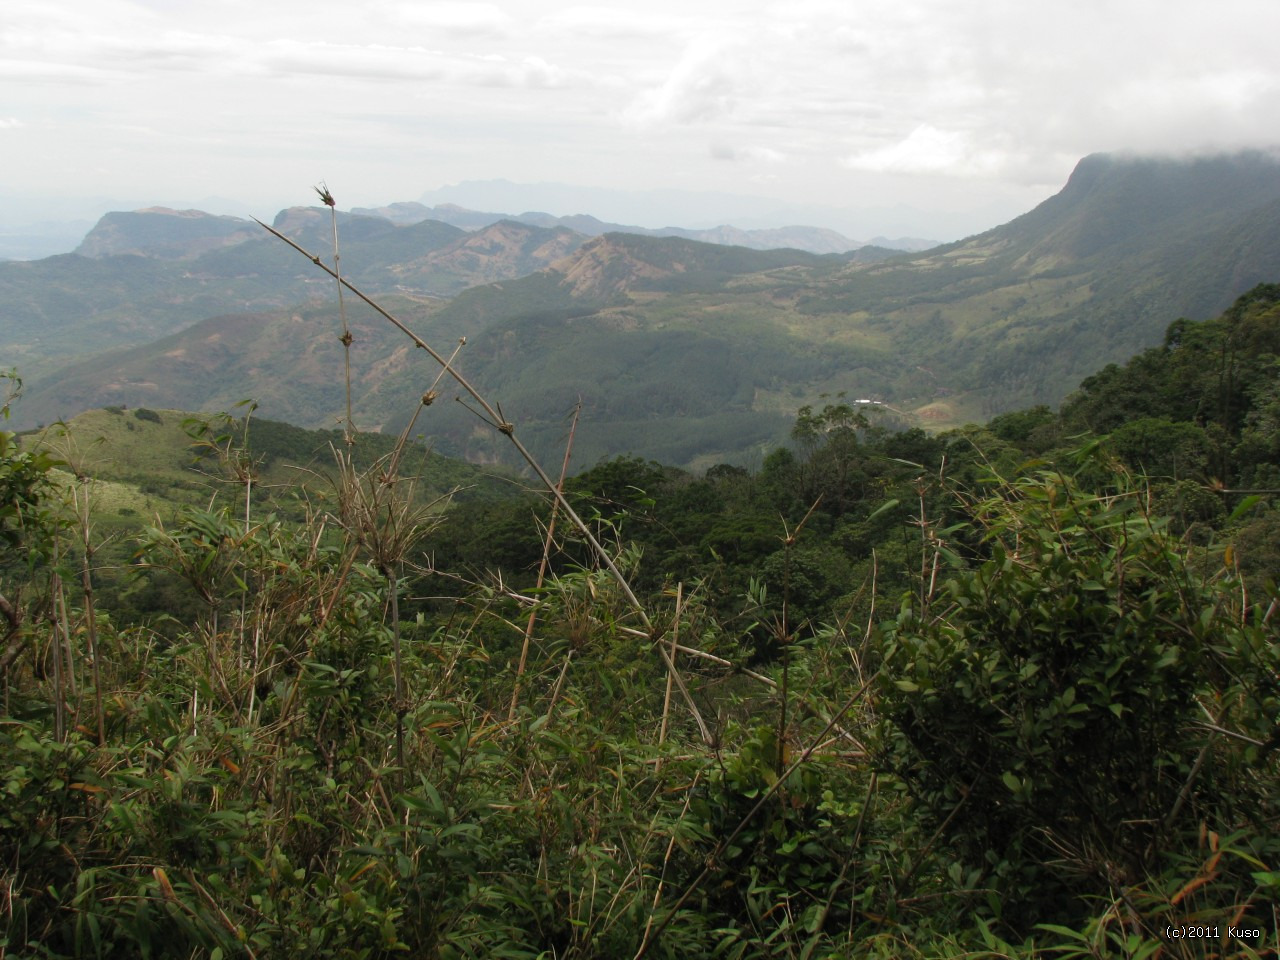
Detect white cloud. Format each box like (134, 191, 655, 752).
(536, 6, 689, 41)
(234, 39, 577, 91)
(7, 0, 1280, 238)
(386, 2, 514, 38)
(844, 125, 1008, 177)
(711, 143, 786, 163)
(257, 40, 448, 81)
(624, 35, 748, 126)
(0, 60, 117, 82)
(511, 56, 566, 89)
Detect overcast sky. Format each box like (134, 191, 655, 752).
(4, 0, 1280, 241)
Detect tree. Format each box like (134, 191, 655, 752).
(1107, 416, 1211, 480)
(790, 397, 869, 516)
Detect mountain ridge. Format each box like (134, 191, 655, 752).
(351, 200, 936, 254)
(10, 150, 1280, 469)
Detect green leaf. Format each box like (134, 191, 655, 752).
(866, 498, 900, 521)
(1036, 923, 1089, 941)
(1228, 494, 1263, 523)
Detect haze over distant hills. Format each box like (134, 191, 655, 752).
(8, 150, 1280, 470)
(410, 179, 1014, 244)
(349, 201, 936, 255)
(1, 209, 588, 379)
(0, 191, 260, 262)
(0, 184, 940, 262)
(0, 198, 913, 379)
(70, 199, 930, 261)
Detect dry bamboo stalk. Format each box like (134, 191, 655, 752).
(72, 479, 104, 744)
(385, 337, 466, 483)
(656, 583, 683, 765)
(0, 592, 22, 675)
(253, 219, 652, 631)
(544, 648, 574, 722)
(655, 640, 712, 746)
(316, 185, 356, 443)
(49, 560, 66, 742)
(510, 403, 580, 720)
(636, 769, 702, 957)
(257, 210, 744, 745)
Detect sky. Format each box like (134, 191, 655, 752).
(4, 0, 1280, 244)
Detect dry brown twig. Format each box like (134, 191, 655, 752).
(509, 402, 580, 720)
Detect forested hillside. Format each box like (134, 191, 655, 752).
(2, 285, 1277, 957)
(1, 208, 582, 383)
(13, 152, 1280, 470)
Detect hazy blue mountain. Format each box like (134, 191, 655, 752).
(353, 199, 932, 254)
(413, 177, 1011, 240)
(75, 208, 262, 259)
(0, 220, 95, 261)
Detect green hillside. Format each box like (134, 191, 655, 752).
(364, 152, 1280, 464)
(2, 208, 584, 381)
(13, 403, 521, 627)
(421, 150, 1280, 445)
(11, 152, 1280, 471)
(2, 288, 1277, 958)
(23, 405, 514, 507)
(17, 404, 517, 554)
(15, 297, 443, 433)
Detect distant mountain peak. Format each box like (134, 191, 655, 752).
(945, 148, 1280, 269)
(75, 208, 258, 259)
(134, 206, 224, 218)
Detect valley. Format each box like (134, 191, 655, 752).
(9, 151, 1280, 471)
(4, 152, 1280, 958)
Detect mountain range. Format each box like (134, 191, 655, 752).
(348, 201, 935, 254)
(8, 150, 1280, 470)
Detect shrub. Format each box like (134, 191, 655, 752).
(876, 461, 1222, 931)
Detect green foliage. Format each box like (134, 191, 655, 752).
(1063, 283, 1280, 473)
(986, 405, 1059, 453)
(0, 430, 59, 558)
(6, 217, 1280, 959)
(1107, 417, 1211, 479)
(876, 454, 1280, 939)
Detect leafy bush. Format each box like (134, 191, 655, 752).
(876, 453, 1277, 937)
